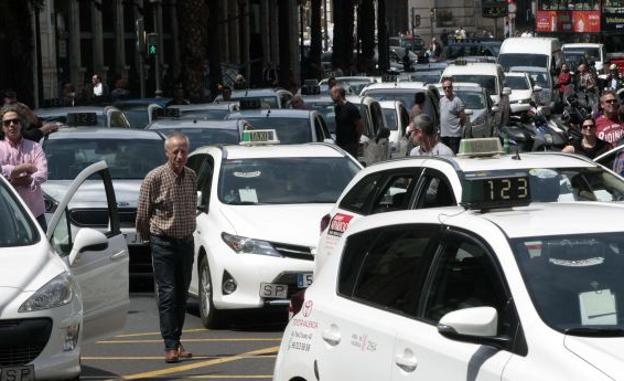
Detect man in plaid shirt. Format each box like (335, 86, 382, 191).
(136, 132, 197, 363)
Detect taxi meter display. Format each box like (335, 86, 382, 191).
(461, 171, 531, 210)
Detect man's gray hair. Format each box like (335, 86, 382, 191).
(164, 132, 190, 150)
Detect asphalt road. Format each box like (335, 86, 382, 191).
(80, 293, 287, 380)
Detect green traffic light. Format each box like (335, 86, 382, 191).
(149, 45, 157, 55)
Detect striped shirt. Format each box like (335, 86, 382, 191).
(136, 164, 197, 240)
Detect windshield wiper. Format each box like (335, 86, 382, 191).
(565, 327, 624, 337)
(227, 201, 260, 205)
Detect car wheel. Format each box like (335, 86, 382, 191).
(198, 256, 223, 329)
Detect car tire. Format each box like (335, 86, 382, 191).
(198, 256, 223, 329)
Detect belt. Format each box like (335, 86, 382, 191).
(151, 233, 193, 243)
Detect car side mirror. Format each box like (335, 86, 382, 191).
(491, 105, 500, 113)
(464, 109, 473, 116)
(196, 190, 208, 213)
(437, 306, 511, 348)
(502, 87, 512, 96)
(69, 228, 109, 266)
(533, 85, 543, 93)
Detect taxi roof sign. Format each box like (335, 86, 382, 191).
(67, 112, 98, 126)
(240, 129, 280, 145)
(457, 138, 503, 157)
(239, 98, 263, 110)
(151, 107, 180, 119)
(460, 171, 532, 211)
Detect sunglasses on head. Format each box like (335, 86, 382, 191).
(2, 118, 20, 127)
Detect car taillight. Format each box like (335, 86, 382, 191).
(288, 290, 306, 319)
(320, 213, 331, 233)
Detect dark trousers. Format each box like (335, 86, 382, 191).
(36, 214, 47, 232)
(441, 136, 461, 154)
(151, 234, 194, 350)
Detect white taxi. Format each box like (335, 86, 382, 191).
(186, 131, 361, 328)
(275, 176, 624, 380)
(315, 139, 624, 272)
(0, 161, 129, 380)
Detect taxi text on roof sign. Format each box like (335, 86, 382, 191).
(240, 129, 280, 145)
(457, 138, 503, 157)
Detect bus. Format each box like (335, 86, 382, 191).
(535, 0, 624, 51)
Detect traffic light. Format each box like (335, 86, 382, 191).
(147, 33, 159, 56)
(135, 18, 145, 53)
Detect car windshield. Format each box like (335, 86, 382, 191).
(120, 107, 150, 129)
(232, 96, 279, 109)
(409, 73, 441, 84)
(455, 91, 486, 109)
(155, 128, 239, 150)
(0, 182, 39, 247)
(498, 53, 549, 70)
(565, 48, 600, 62)
(44, 138, 166, 180)
(218, 157, 360, 205)
(382, 109, 398, 130)
(450, 75, 497, 94)
(511, 232, 624, 335)
(340, 80, 373, 94)
(462, 167, 624, 203)
(307, 102, 336, 133)
(241, 117, 312, 144)
(505, 76, 530, 90)
(525, 72, 549, 88)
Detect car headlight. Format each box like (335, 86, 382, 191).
(221, 232, 282, 257)
(19, 272, 75, 313)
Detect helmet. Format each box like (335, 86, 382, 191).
(610, 63, 618, 71)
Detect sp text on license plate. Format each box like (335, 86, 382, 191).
(260, 283, 288, 299)
(1, 365, 35, 381)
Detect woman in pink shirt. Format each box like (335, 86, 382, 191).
(0, 105, 48, 230)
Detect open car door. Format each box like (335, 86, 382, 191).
(46, 161, 129, 342)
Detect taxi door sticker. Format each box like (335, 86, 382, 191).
(328, 213, 354, 237)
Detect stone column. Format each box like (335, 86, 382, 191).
(115, 0, 127, 79)
(260, 0, 270, 67)
(40, 0, 58, 100)
(169, 0, 181, 81)
(69, 0, 83, 88)
(240, 0, 250, 80)
(228, 0, 240, 64)
(220, 0, 229, 63)
(91, 0, 106, 80)
(269, 0, 279, 65)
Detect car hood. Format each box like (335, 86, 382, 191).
(509, 89, 532, 102)
(44, 179, 142, 208)
(0, 243, 66, 295)
(564, 335, 624, 380)
(219, 204, 332, 249)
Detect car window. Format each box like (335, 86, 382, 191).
(50, 209, 72, 256)
(339, 173, 382, 214)
(371, 171, 422, 214)
(339, 225, 440, 316)
(187, 154, 214, 209)
(416, 171, 456, 209)
(0, 183, 39, 247)
(423, 233, 510, 330)
(370, 102, 384, 135)
(109, 111, 128, 128)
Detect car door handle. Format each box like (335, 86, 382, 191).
(394, 350, 418, 373)
(110, 250, 127, 261)
(321, 326, 341, 346)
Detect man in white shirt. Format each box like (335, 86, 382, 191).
(408, 114, 454, 157)
(90, 74, 109, 100)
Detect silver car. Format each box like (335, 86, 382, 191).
(42, 128, 166, 278)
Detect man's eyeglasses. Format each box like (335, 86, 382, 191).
(2, 118, 20, 127)
(443, 86, 452, 90)
(605, 99, 618, 104)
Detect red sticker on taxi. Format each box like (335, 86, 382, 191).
(328, 213, 353, 237)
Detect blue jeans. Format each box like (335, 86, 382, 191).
(151, 234, 194, 350)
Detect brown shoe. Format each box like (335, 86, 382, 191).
(178, 344, 193, 359)
(164, 349, 179, 363)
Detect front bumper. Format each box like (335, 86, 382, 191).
(0, 293, 82, 380)
(208, 243, 314, 310)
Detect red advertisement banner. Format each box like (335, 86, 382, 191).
(536, 10, 600, 33)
